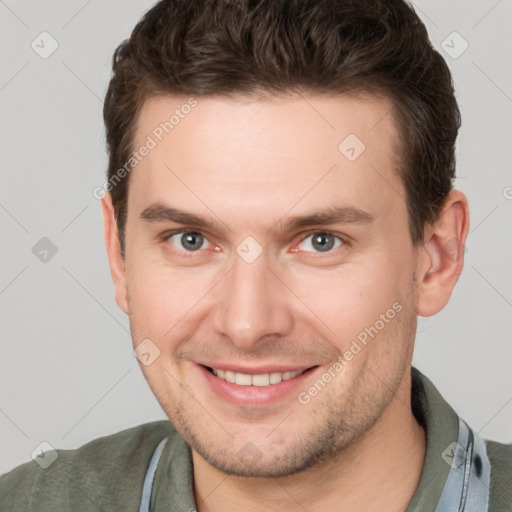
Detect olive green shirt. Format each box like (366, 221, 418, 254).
(1, 368, 510, 511)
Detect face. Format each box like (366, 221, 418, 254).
(116, 93, 423, 477)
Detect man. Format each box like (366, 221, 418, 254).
(1, 0, 510, 510)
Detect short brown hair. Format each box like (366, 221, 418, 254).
(103, 0, 460, 255)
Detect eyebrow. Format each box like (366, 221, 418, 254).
(139, 203, 374, 234)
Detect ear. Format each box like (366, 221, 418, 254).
(101, 193, 129, 314)
(416, 189, 470, 317)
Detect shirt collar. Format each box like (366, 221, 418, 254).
(406, 366, 460, 511)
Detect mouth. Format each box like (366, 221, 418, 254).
(198, 363, 320, 407)
(205, 366, 306, 386)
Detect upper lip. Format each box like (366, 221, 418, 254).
(198, 362, 317, 375)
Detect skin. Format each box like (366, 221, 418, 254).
(102, 93, 469, 511)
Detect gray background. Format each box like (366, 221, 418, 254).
(1, 0, 511, 474)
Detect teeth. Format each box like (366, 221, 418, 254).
(269, 372, 283, 384)
(252, 374, 270, 387)
(235, 373, 252, 385)
(211, 368, 303, 386)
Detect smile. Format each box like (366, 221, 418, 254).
(210, 368, 304, 386)
(197, 363, 321, 407)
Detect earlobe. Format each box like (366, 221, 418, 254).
(416, 189, 470, 317)
(101, 193, 129, 314)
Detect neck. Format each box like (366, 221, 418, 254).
(192, 372, 426, 512)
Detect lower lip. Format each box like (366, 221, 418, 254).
(197, 364, 319, 407)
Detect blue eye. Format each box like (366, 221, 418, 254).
(167, 231, 211, 252)
(297, 232, 343, 253)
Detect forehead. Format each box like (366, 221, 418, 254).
(134, 92, 398, 159)
(128, 93, 404, 229)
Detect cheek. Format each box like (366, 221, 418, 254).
(285, 258, 411, 349)
(125, 256, 213, 345)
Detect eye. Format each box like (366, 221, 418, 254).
(296, 232, 344, 253)
(167, 230, 212, 252)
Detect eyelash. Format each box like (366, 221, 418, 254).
(159, 229, 348, 257)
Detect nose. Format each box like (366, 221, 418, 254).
(212, 249, 294, 351)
